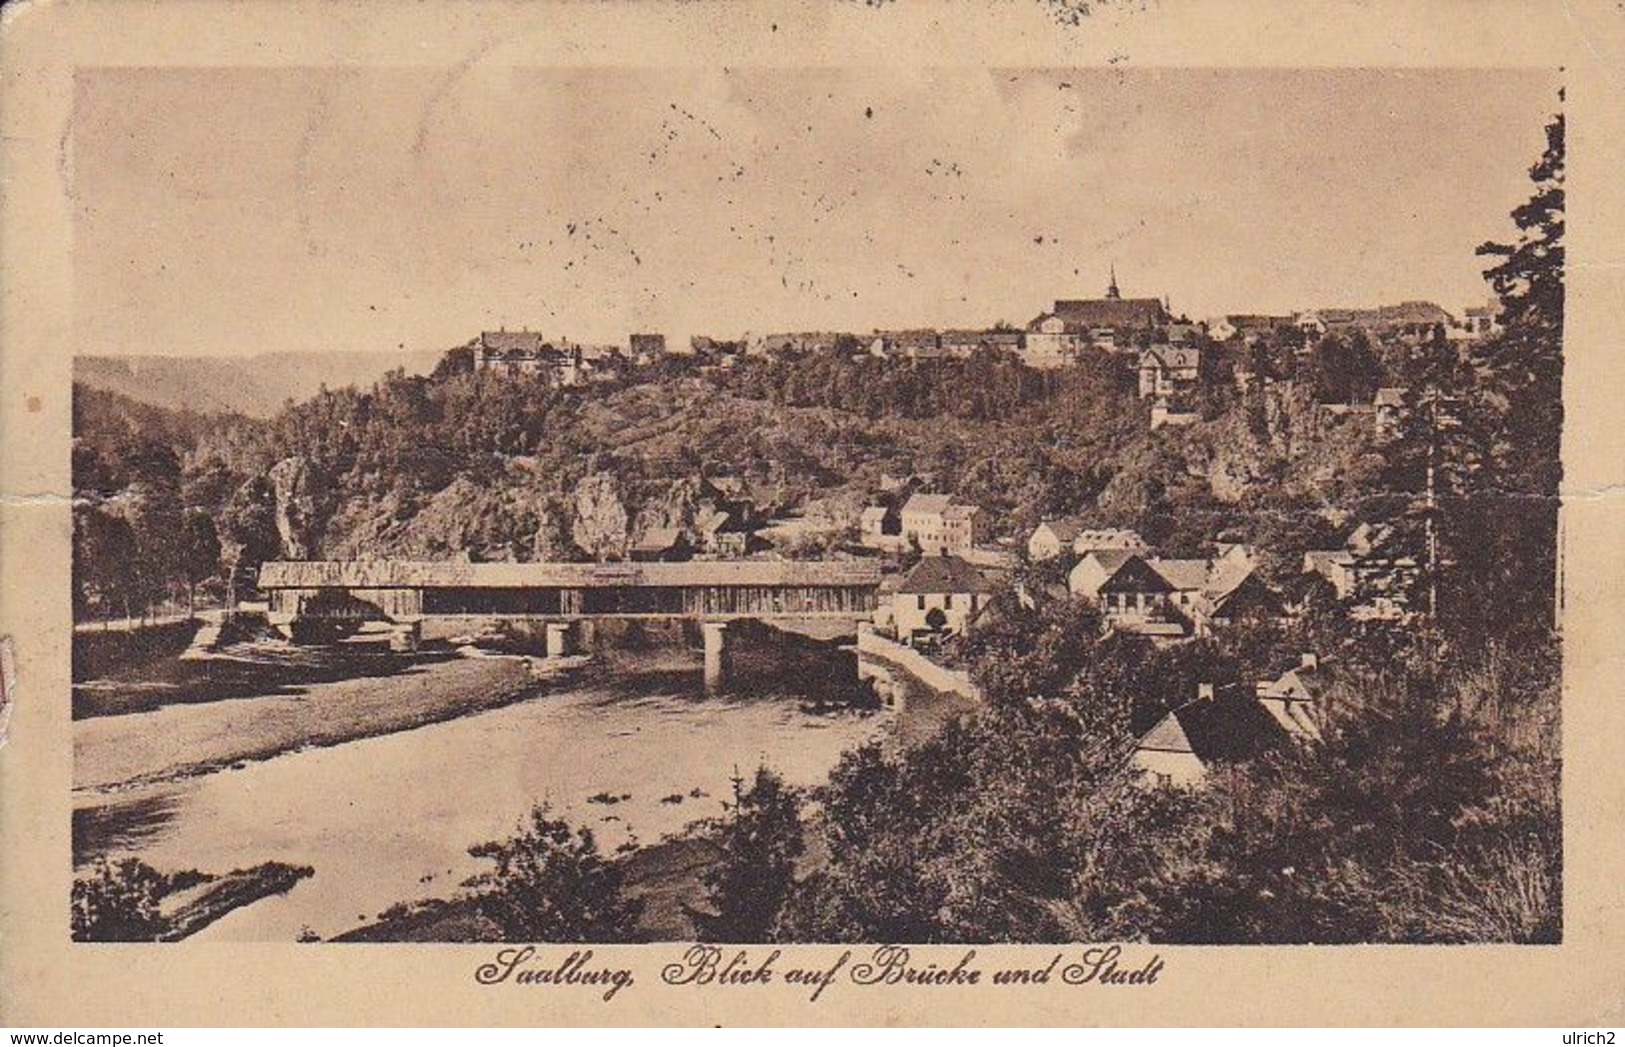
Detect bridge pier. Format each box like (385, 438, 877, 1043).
(701, 621, 731, 695)
(388, 621, 421, 653)
(545, 621, 574, 659)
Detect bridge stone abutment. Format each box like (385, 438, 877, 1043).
(701, 621, 731, 695)
(545, 621, 574, 659)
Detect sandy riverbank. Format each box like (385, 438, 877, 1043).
(74, 642, 549, 794)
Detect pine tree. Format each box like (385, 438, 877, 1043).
(699, 766, 805, 942)
(1475, 107, 1564, 496)
(1468, 105, 1565, 633)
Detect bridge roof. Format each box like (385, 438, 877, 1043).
(257, 559, 885, 590)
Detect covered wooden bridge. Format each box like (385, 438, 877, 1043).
(256, 559, 884, 623)
(257, 558, 886, 691)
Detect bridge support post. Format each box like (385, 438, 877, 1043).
(388, 621, 421, 653)
(701, 621, 730, 695)
(545, 622, 573, 659)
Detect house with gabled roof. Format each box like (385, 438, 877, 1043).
(1028, 517, 1085, 562)
(899, 493, 986, 557)
(1031, 521, 1147, 564)
(1081, 548, 1281, 638)
(887, 554, 996, 644)
(629, 527, 692, 563)
(1373, 387, 1408, 438)
(694, 507, 752, 558)
(1255, 653, 1324, 742)
(1207, 572, 1287, 626)
(1068, 548, 1141, 602)
(1137, 346, 1202, 399)
(1133, 684, 1288, 787)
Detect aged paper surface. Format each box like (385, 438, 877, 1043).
(3, 0, 1624, 1027)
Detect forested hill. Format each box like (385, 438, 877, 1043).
(72, 335, 1414, 614)
(74, 350, 444, 418)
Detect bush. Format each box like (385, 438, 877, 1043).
(72, 857, 169, 942)
(698, 767, 805, 942)
(465, 805, 643, 942)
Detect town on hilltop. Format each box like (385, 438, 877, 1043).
(447, 272, 1500, 441)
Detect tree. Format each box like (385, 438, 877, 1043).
(177, 510, 222, 615)
(73, 504, 138, 620)
(1307, 334, 1351, 404)
(698, 766, 805, 942)
(1468, 105, 1564, 633)
(959, 591, 1103, 709)
(72, 857, 169, 941)
(465, 805, 643, 942)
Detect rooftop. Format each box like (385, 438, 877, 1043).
(1139, 694, 1287, 764)
(1048, 296, 1170, 330)
(902, 493, 955, 515)
(897, 554, 994, 595)
(258, 559, 884, 590)
(1037, 517, 1086, 543)
(1140, 346, 1202, 370)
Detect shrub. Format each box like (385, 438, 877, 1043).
(466, 805, 642, 942)
(71, 857, 169, 942)
(698, 767, 805, 942)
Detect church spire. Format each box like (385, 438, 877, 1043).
(1107, 264, 1121, 300)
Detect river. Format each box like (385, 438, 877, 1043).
(74, 654, 888, 942)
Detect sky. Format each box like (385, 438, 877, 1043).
(71, 66, 1559, 357)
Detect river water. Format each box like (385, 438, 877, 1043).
(78, 662, 887, 942)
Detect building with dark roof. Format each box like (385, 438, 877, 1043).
(1137, 346, 1202, 399)
(629, 527, 692, 562)
(1073, 547, 1279, 639)
(1024, 271, 1174, 368)
(887, 554, 995, 643)
(1134, 688, 1290, 787)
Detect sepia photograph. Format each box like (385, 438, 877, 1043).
(60, 60, 1567, 951)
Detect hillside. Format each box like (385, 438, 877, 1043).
(72, 343, 1398, 608)
(74, 350, 445, 418)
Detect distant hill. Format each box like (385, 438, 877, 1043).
(73, 350, 446, 418)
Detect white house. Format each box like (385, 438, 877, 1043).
(1021, 314, 1085, 369)
(900, 493, 986, 556)
(1461, 302, 1502, 340)
(1028, 517, 1085, 561)
(1032, 521, 1147, 563)
(888, 555, 995, 644)
(1137, 346, 1202, 399)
